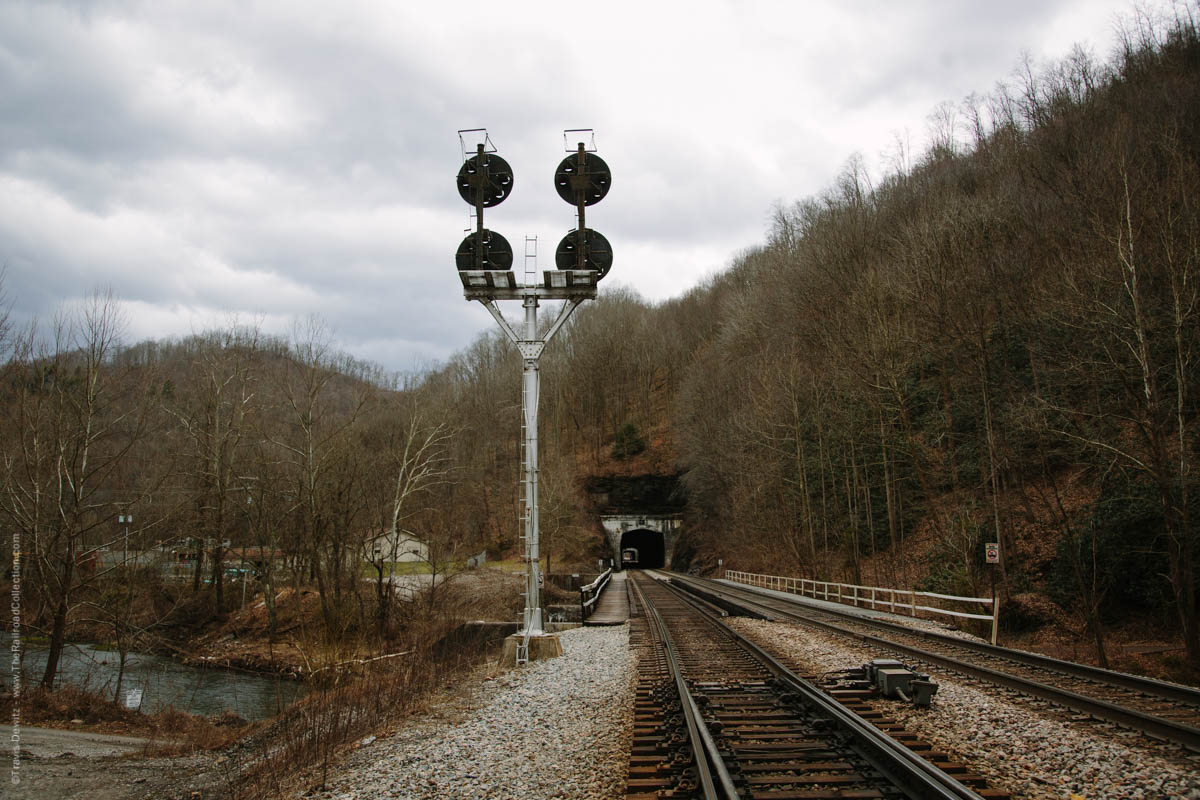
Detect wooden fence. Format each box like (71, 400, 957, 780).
(724, 570, 999, 644)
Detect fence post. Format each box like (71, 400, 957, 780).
(991, 595, 1000, 645)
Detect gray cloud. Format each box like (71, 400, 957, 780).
(0, 0, 1145, 372)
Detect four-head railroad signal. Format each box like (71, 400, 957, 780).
(453, 129, 613, 663)
(455, 128, 611, 288)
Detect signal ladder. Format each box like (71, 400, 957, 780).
(516, 241, 537, 667)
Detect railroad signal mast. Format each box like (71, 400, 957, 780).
(455, 129, 613, 663)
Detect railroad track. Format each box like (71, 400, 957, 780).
(625, 571, 1002, 799)
(666, 571, 1200, 753)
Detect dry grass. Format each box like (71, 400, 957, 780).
(228, 612, 498, 799)
(209, 577, 523, 799)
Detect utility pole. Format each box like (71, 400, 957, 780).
(119, 513, 133, 568)
(454, 129, 612, 663)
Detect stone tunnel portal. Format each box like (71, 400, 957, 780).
(620, 528, 666, 569)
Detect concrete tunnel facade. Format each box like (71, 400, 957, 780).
(600, 514, 681, 570)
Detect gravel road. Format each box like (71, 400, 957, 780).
(306, 624, 634, 800)
(1, 725, 164, 758)
(3, 725, 216, 800)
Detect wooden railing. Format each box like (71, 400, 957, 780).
(724, 570, 999, 644)
(580, 568, 613, 620)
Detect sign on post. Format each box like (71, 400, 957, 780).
(985, 542, 1000, 564)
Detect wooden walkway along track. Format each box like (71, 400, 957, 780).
(585, 570, 630, 625)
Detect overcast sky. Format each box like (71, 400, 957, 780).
(0, 0, 1154, 372)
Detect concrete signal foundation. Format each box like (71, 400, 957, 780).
(500, 632, 563, 664)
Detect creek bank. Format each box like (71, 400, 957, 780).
(10, 635, 305, 722)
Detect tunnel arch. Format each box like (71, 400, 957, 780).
(619, 528, 665, 569)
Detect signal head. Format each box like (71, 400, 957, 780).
(555, 228, 612, 279)
(457, 153, 514, 208)
(456, 229, 514, 271)
(554, 152, 611, 207)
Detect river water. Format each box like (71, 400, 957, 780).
(6, 636, 304, 721)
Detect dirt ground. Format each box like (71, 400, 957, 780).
(4, 725, 222, 800)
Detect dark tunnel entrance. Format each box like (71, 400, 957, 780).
(619, 529, 666, 570)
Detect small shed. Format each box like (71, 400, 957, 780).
(364, 531, 428, 563)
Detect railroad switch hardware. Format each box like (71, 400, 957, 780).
(865, 658, 938, 706)
(825, 658, 939, 707)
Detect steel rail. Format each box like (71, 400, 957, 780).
(671, 573, 1200, 752)
(717, 574, 1200, 707)
(632, 578, 736, 799)
(640, 575, 986, 800)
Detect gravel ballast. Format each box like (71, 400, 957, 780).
(308, 624, 633, 800)
(729, 617, 1200, 800)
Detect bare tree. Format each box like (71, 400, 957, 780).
(271, 317, 372, 638)
(165, 323, 262, 616)
(365, 401, 453, 635)
(0, 291, 160, 689)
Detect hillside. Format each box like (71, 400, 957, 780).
(544, 14, 1200, 679)
(652, 18, 1200, 677)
